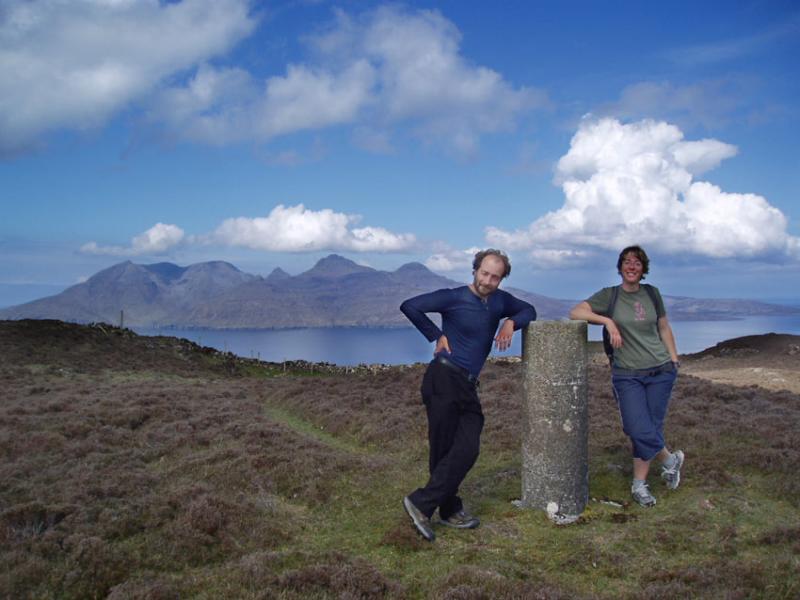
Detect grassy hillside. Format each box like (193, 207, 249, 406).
(1, 320, 798, 598)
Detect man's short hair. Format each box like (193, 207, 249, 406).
(472, 248, 511, 278)
(616, 245, 650, 279)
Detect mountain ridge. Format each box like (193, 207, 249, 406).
(1, 254, 797, 328)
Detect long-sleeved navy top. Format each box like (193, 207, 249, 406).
(400, 286, 537, 378)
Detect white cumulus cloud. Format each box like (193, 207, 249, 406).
(152, 6, 545, 155)
(0, 0, 255, 155)
(424, 246, 481, 272)
(486, 117, 799, 265)
(81, 223, 185, 256)
(151, 61, 376, 144)
(211, 204, 416, 253)
(1, 3, 541, 157)
(318, 6, 547, 156)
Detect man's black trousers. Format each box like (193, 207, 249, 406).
(408, 360, 484, 520)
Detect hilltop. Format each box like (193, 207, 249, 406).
(681, 332, 800, 393)
(1, 255, 797, 328)
(1, 320, 798, 598)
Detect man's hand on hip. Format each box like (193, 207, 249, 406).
(435, 335, 451, 355)
(494, 319, 515, 351)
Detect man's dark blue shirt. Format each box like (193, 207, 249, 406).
(400, 286, 536, 378)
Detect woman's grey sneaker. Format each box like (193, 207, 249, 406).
(661, 449, 685, 490)
(439, 509, 480, 529)
(631, 483, 657, 508)
(403, 496, 435, 541)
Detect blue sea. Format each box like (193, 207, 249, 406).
(133, 315, 800, 366)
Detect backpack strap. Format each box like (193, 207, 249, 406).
(601, 286, 620, 366)
(641, 284, 665, 318)
(604, 285, 620, 318)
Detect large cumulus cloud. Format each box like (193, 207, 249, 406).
(486, 117, 799, 265)
(0, 0, 255, 155)
(0, 2, 543, 157)
(149, 5, 546, 156)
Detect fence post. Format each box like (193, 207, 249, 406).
(520, 320, 589, 523)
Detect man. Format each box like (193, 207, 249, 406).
(399, 249, 536, 541)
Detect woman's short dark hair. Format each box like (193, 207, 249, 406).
(473, 248, 511, 278)
(617, 245, 650, 278)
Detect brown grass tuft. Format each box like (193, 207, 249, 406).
(107, 577, 180, 600)
(643, 560, 768, 599)
(1, 502, 70, 542)
(275, 553, 405, 599)
(61, 534, 132, 599)
(379, 519, 432, 551)
(434, 566, 582, 599)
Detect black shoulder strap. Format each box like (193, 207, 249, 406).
(642, 284, 664, 318)
(601, 286, 620, 366)
(605, 285, 620, 317)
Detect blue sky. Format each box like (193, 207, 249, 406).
(2, 0, 799, 307)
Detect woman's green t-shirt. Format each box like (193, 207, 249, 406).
(587, 285, 671, 370)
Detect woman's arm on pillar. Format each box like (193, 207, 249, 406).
(569, 301, 623, 349)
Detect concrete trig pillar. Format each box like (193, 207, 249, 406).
(521, 320, 588, 524)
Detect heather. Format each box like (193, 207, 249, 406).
(1, 320, 798, 599)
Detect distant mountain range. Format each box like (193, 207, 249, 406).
(0, 254, 797, 328)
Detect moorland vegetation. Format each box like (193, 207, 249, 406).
(1, 320, 799, 598)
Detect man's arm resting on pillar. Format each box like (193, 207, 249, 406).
(495, 296, 536, 351)
(494, 319, 515, 351)
(506, 295, 537, 329)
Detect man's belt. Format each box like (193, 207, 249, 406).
(611, 361, 676, 377)
(433, 355, 479, 385)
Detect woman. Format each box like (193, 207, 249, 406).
(570, 245, 684, 507)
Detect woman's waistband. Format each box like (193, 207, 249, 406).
(611, 361, 676, 377)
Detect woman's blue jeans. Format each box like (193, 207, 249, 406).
(611, 363, 677, 461)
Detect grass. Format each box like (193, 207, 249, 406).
(1, 320, 799, 598)
(262, 404, 373, 455)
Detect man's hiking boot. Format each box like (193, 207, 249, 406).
(661, 449, 685, 490)
(403, 496, 435, 541)
(631, 483, 657, 508)
(439, 509, 480, 529)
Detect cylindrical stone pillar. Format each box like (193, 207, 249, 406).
(521, 320, 588, 523)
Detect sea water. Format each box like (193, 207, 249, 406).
(134, 314, 800, 366)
